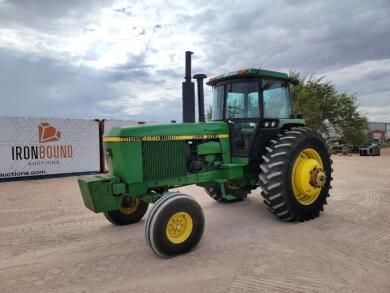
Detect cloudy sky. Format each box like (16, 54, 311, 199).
(0, 0, 389, 122)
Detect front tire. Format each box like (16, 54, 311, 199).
(259, 127, 332, 222)
(145, 192, 205, 258)
(104, 198, 149, 225)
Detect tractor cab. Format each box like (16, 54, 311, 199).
(207, 69, 297, 156)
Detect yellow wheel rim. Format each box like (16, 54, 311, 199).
(166, 212, 193, 244)
(292, 148, 326, 205)
(120, 198, 140, 215)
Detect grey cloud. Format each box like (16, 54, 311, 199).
(0, 0, 110, 32)
(103, 98, 182, 122)
(0, 0, 389, 122)
(330, 68, 390, 108)
(99, 54, 153, 83)
(130, 98, 182, 122)
(194, 0, 390, 74)
(0, 49, 107, 118)
(0, 47, 180, 121)
(188, 0, 390, 122)
(0, 48, 162, 119)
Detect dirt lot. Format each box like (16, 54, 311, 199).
(1, 149, 390, 293)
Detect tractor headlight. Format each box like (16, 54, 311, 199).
(271, 121, 277, 127)
(264, 121, 270, 127)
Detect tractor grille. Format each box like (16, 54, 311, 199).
(142, 141, 187, 181)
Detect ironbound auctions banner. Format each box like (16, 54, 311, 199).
(0, 117, 100, 178)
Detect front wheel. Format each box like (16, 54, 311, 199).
(259, 127, 332, 222)
(104, 197, 149, 225)
(145, 192, 205, 258)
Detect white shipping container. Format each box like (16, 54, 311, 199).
(369, 122, 386, 131)
(0, 117, 100, 179)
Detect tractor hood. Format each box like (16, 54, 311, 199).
(101, 121, 231, 188)
(103, 122, 229, 142)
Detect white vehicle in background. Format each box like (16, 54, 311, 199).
(359, 143, 380, 156)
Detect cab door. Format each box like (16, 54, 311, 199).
(225, 81, 260, 156)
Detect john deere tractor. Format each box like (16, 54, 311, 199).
(78, 51, 332, 258)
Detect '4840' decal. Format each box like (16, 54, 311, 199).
(103, 134, 229, 142)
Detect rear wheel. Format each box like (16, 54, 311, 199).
(145, 192, 205, 258)
(104, 197, 149, 225)
(259, 127, 332, 222)
(204, 182, 248, 203)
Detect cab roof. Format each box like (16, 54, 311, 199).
(207, 68, 289, 86)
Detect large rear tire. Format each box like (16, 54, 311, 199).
(104, 198, 149, 225)
(145, 192, 205, 258)
(259, 127, 332, 222)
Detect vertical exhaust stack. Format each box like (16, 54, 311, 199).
(182, 51, 195, 123)
(193, 73, 207, 122)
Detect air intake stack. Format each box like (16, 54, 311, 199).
(193, 73, 207, 122)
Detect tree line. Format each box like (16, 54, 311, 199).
(290, 72, 367, 148)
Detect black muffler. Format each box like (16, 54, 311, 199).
(182, 51, 207, 123)
(182, 51, 195, 123)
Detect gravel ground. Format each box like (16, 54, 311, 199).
(1, 149, 390, 293)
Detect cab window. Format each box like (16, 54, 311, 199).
(262, 79, 292, 118)
(226, 82, 259, 119)
(211, 85, 224, 120)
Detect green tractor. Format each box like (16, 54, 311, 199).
(78, 51, 332, 258)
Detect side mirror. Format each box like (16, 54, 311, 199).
(290, 79, 299, 86)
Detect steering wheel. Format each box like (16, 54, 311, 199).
(227, 106, 244, 115)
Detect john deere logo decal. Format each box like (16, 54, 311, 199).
(38, 122, 61, 143)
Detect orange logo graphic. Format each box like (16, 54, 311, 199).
(38, 122, 61, 143)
